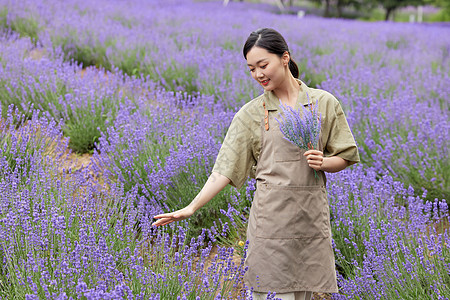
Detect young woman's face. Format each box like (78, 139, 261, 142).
(246, 46, 289, 91)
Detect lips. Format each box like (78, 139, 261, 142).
(261, 79, 270, 86)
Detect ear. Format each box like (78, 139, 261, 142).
(282, 51, 290, 66)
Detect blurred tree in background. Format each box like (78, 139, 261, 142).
(335, 0, 364, 17)
(376, 0, 424, 20)
(309, 0, 370, 17)
(425, 0, 450, 20)
(224, 0, 449, 21)
(310, 0, 425, 19)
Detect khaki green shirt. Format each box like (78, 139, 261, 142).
(212, 79, 360, 189)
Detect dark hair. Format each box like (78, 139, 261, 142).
(243, 28, 299, 79)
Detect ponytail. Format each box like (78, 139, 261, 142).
(288, 58, 299, 79)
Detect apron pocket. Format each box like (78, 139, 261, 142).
(274, 137, 303, 162)
(272, 121, 303, 162)
(255, 183, 329, 239)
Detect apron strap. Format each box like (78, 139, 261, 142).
(263, 101, 269, 131)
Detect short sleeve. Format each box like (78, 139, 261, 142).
(323, 99, 360, 165)
(212, 110, 256, 189)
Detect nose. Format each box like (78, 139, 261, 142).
(256, 68, 264, 78)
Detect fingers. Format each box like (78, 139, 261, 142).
(306, 155, 323, 162)
(303, 149, 323, 156)
(152, 212, 180, 225)
(152, 212, 174, 227)
(304, 154, 323, 163)
(152, 211, 186, 227)
(304, 150, 323, 171)
(153, 212, 175, 219)
(304, 150, 323, 161)
(152, 217, 174, 227)
(307, 157, 323, 165)
(307, 160, 322, 170)
(308, 162, 322, 171)
(151, 207, 194, 228)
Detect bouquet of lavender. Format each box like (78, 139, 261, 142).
(276, 95, 322, 178)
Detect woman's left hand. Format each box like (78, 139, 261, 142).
(304, 149, 323, 171)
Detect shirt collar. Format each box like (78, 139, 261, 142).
(263, 79, 312, 111)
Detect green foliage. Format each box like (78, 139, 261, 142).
(213, 206, 249, 258)
(373, 0, 425, 20)
(0, 7, 41, 43)
(0, 68, 125, 154)
(110, 14, 138, 29)
(141, 60, 199, 96)
(166, 159, 252, 241)
(297, 58, 328, 87)
(425, 0, 450, 21)
(221, 40, 239, 51)
(0, 7, 7, 28)
(386, 39, 402, 50)
(9, 17, 41, 43)
(428, 7, 450, 21)
(51, 33, 113, 69)
(110, 46, 147, 77)
(63, 105, 115, 154)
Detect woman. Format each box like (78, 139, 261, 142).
(152, 28, 359, 300)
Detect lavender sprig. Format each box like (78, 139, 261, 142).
(276, 95, 322, 178)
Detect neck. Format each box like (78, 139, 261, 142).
(272, 75, 300, 107)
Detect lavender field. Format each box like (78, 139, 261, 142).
(0, 0, 449, 299)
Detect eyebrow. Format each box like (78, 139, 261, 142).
(247, 58, 268, 67)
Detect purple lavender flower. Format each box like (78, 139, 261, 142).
(276, 95, 321, 151)
(276, 94, 321, 177)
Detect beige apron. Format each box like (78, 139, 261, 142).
(243, 97, 338, 294)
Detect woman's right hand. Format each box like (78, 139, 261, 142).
(151, 206, 195, 227)
(151, 172, 231, 228)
